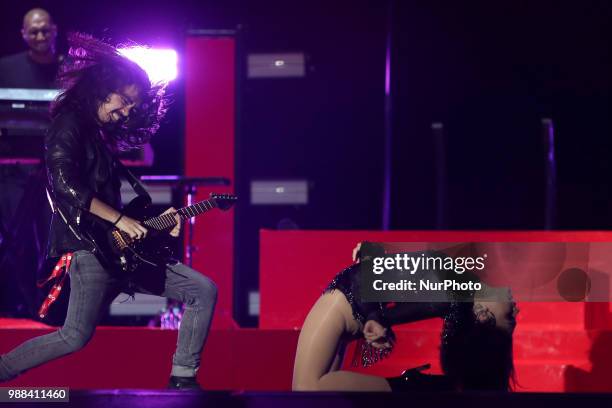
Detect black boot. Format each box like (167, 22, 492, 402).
(167, 375, 203, 390)
(386, 364, 454, 392)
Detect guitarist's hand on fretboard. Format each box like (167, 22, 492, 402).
(161, 207, 181, 237)
(116, 215, 148, 240)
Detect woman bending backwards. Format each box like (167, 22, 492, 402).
(292, 242, 519, 392)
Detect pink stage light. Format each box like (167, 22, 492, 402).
(118, 47, 178, 83)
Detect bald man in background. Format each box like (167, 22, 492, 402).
(0, 8, 62, 88)
(0, 9, 63, 318)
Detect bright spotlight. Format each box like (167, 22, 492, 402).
(118, 47, 178, 83)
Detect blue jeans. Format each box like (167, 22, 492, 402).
(0, 250, 217, 381)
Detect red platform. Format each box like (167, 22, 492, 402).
(0, 319, 298, 390)
(1, 319, 611, 392)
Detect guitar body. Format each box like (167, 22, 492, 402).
(84, 195, 170, 273)
(110, 195, 174, 273)
(83, 193, 236, 274)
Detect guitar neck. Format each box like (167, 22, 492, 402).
(143, 199, 217, 230)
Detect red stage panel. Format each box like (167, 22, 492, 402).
(259, 230, 612, 330)
(185, 36, 236, 328)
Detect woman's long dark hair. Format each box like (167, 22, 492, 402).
(51, 32, 168, 150)
(440, 302, 516, 391)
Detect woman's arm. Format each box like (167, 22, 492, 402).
(89, 197, 147, 239)
(372, 301, 450, 327)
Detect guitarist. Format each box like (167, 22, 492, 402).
(0, 34, 217, 390)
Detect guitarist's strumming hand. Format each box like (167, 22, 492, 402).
(161, 207, 181, 237)
(115, 215, 148, 240)
(89, 197, 147, 240)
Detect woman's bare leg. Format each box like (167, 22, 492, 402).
(292, 291, 391, 391)
(328, 340, 347, 373)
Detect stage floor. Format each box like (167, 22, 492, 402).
(3, 390, 612, 408)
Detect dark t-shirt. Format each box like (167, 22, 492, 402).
(0, 51, 61, 89)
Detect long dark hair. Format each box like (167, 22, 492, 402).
(51, 32, 168, 150)
(440, 302, 515, 391)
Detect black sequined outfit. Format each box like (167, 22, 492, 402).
(324, 262, 464, 367)
(324, 263, 382, 325)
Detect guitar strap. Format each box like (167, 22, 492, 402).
(113, 157, 152, 203)
(37, 253, 73, 319)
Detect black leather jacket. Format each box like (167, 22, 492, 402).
(45, 111, 122, 257)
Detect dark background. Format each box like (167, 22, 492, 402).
(1, 0, 611, 325)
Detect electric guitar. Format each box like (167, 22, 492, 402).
(84, 193, 237, 273)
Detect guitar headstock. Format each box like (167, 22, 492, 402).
(210, 193, 238, 211)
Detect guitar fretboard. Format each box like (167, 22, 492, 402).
(143, 199, 217, 230)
